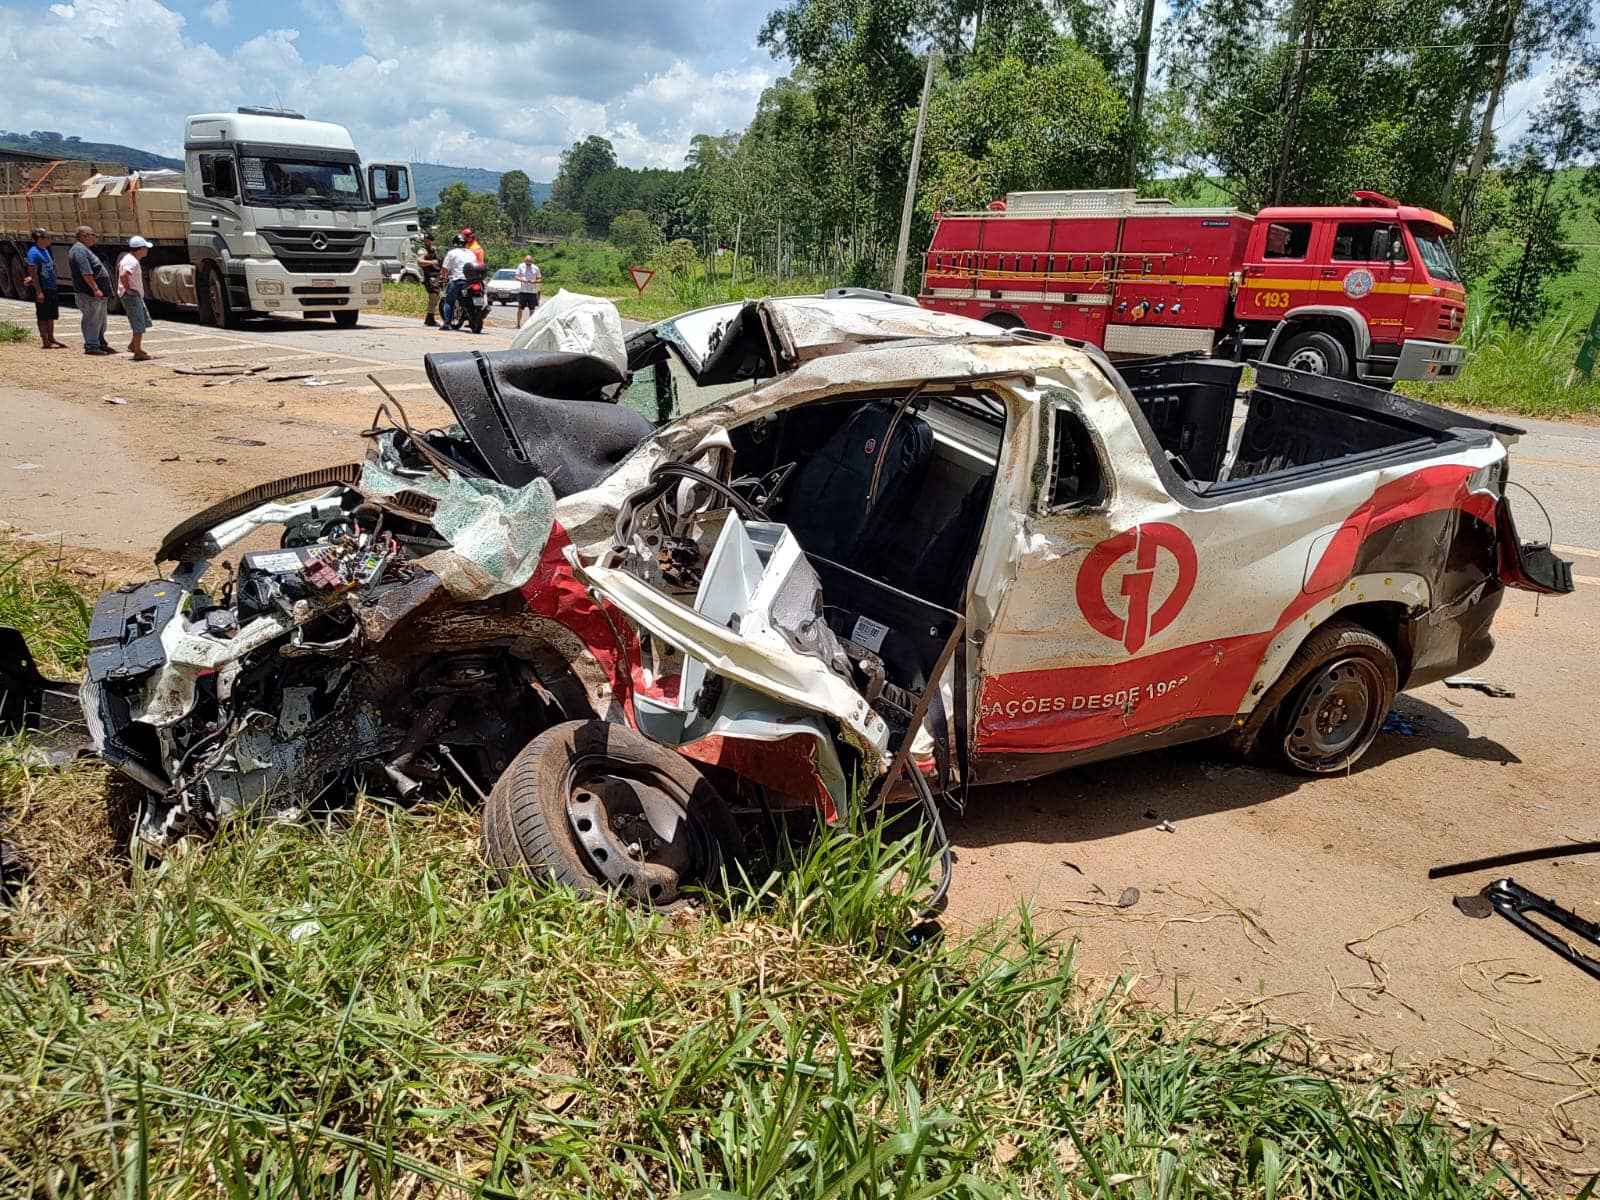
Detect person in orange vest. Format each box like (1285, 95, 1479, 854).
(462, 227, 485, 267)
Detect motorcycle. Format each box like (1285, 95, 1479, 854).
(449, 263, 488, 334)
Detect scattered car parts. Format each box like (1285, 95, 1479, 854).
(1483, 877, 1600, 982)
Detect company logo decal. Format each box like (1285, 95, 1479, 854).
(863, 437, 877, 455)
(309, 231, 330, 252)
(1342, 268, 1374, 299)
(1076, 523, 1198, 653)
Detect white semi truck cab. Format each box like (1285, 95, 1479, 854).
(168, 107, 415, 327)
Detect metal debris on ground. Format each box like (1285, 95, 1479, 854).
(1482, 877, 1600, 981)
(1444, 676, 1516, 698)
(173, 362, 269, 377)
(215, 437, 266, 447)
(266, 372, 313, 382)
(1156, 819, 1176, 833)
(103, 396, 127, 405)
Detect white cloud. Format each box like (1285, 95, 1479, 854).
(0, 0, 773, 176)
(203, 0, 229, 25)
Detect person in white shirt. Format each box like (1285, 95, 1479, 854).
(439, 234, 476, 328)
(118, 235, 154, 361)
(513, 255, 542, 325)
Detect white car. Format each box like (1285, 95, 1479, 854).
(485, 268, 519, 305)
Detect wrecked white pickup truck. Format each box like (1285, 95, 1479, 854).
(1, 292, 1573, 903)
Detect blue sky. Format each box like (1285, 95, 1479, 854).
(0, 0, 779, 177)
(0, 0, 1573, 183)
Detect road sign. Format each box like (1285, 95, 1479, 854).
(629, 267, 654, 295)
(1576, 301, 1600, 378)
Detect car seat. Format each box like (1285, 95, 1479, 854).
(778, 399, 934, 564)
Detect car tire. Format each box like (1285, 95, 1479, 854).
(1225, 618, 1397, 775)
(481, 719, 739, 906)
(1272, 329, 1351, 379)
(332, 311, 359, 329)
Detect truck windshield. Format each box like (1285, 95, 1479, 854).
(240, 157, 366, 209)
(1409, 225, 1461, 283)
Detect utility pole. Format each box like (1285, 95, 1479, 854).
(892, 48, 938, 297)
(1271, 0, 1319, 206)
(1124, 0, 1157, 186)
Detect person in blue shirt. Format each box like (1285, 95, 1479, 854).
(24, 230, 66, 350)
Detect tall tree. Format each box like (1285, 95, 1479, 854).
(497, 170, 535, 237)
(549, 136, 617, 212)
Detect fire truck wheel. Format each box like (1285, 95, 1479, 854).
(481, 719, 739, 907)
(1273, 329, 1351, 379)
(981, 311, 1025, 331)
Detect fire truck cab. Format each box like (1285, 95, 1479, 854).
(919, 189, 1467, 386)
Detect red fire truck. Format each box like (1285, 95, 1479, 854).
(918, 188, 1467, 384)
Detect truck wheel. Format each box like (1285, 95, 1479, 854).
(1, 254, 22, 300)
(332, 311, 359, 329)
(982, 311, 1025, 331)
(481, 719, 739, 906)
(1229, 619, 1397, 775)
(1272, 329, 1350, 379)
(198, 266, 231, 329)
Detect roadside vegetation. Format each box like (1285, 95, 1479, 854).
(0, 547, 1556, 1198)
(1406, 309, 1600, 420)
(0, 320, 29, 344)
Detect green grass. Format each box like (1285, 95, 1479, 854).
(378, 280, 429, 318)
(0, 559, 1552, 1198)
(1403, 310, 1600, 420)
(0, 547, 90, 677)
(0, 320, 29, 344)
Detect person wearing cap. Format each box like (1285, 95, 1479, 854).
(463, 228, 485, 267)
(23, 230, 65, 350)
(118, 236, 154, 361)
(419, 233, 441, 326)
(68, 225, 114, 355)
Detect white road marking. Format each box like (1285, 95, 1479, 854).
(1554, 544, 1600, 559)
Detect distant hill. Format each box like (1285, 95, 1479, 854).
(410, 162, 551, 210)
(0, 130, 181, 171)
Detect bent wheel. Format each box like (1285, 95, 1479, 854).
(482, 720, 738, 905)
(1222, 618, 1398, 775)
(1281, 654, 1390, 772)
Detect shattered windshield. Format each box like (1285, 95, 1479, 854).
(241, 156, 367, 210)
(1409, 225, 1461, 283)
